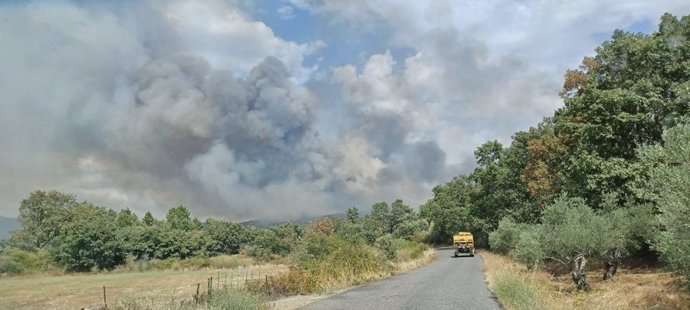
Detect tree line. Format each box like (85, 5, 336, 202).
(0, 190, 429, 274)
(419, 13, 690, 290)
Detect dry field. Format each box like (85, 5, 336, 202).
(0, 258, 287, 310)
(0, 250, 438, 310)
(481, 251, 690, 310)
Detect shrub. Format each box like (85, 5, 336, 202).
(209, 255, 244, 269)
(0, 256, 23, 274)
(396, 240, 428, 261)
(375, 235, 396, 260)
(245, 230, 288, 261)
(3, 249, 52, 272)
(489, 218, 525, 254)
(393, 219, 428, 240)
(512, 227, 545, 270)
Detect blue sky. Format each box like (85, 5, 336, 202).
(1, 0, 689, 220)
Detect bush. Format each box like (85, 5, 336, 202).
(245, 230, 289, 261)
(396, 240, 428, 261)
(3, 249, 52, 272)
(209, 255, 245, 269)
(0, 256, 23, 274)
(375, 235, 396, 260)
(393, 219, 428, 240)
(512, 227, 545, 270)
(489, 218, 525, 254)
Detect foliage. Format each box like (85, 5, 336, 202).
(0, 255, 23, 274)
(16, 190, 78, 249)
(245, 229, 289, 260)
(204, 219, 249, 255)
(489, 218, 527, 255)
(51, 212, 127, 272)
(511, 226, 545, 270)
(640, 124, 690, 284)
(375, 235, 397, 260)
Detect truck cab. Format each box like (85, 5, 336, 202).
(453, 232, 475, 257)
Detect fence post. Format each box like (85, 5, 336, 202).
(103, 286, 107, 309)
(208, 277, 213, 301)
(195, 283, 200, 304)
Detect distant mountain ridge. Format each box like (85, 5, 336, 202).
(240, 212, 345, 228)
(0, 216, 19, 240)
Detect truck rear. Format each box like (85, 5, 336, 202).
(453, 232, 475, 257)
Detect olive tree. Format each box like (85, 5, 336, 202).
(640, 124, 690, 285)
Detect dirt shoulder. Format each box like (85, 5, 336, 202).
(481, 251, 690, 310)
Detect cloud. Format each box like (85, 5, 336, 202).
(0, 0, 453, 220)
(0, 0, 332, 219)
(3, 0, 690, 221)
(296, 0, 690, 163)
(277, 5, 296, 20)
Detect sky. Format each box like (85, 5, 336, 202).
(1, 0, 690, 221)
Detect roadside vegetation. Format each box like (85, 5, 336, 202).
(0, 190, 434, 308)
(417, 12, 690, 307)
(483, 251, 690, 310)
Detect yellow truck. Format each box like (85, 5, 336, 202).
(453, 232, 475, 257)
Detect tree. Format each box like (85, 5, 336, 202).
(538, 196, 609, 290)
(204, 219, 249, 255)
(346, 207, 360, 224)
(420, 176, 487, 244)
(165, 205, 196, 231)
(51, 210, 126, 272)
(369, 202, 392, 233)
(640, 124, 690, 285)
(116, 208, 138, 227)
(15, 190, 78, 249)
(143, 211, 155, 226)
(390, 199, 413, 232)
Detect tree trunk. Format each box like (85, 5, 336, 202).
(571, 255, 589, 291)
(603, 248, 621, 281)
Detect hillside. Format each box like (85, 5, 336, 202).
(0, 216, 19, 240)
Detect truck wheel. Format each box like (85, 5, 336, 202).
(454, 252, 458, 257)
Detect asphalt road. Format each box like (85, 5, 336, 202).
(302, 248, 501, 310)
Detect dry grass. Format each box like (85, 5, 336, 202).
(259, 248, 437, 296)
(268, 249, 438, 310)
(0, 258, 287, 310)
(481, 251, 690, 310)
(0, 249, 437, 310)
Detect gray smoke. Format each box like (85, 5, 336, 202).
(0, 0, 452, 220)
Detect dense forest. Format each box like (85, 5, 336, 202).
(420, 13, 690, 290)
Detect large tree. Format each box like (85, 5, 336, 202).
(15, 190, 78, 249)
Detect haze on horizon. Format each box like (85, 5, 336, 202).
(2, 0, 690, 221)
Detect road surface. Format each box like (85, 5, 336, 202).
(302, 248, 501, 310)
